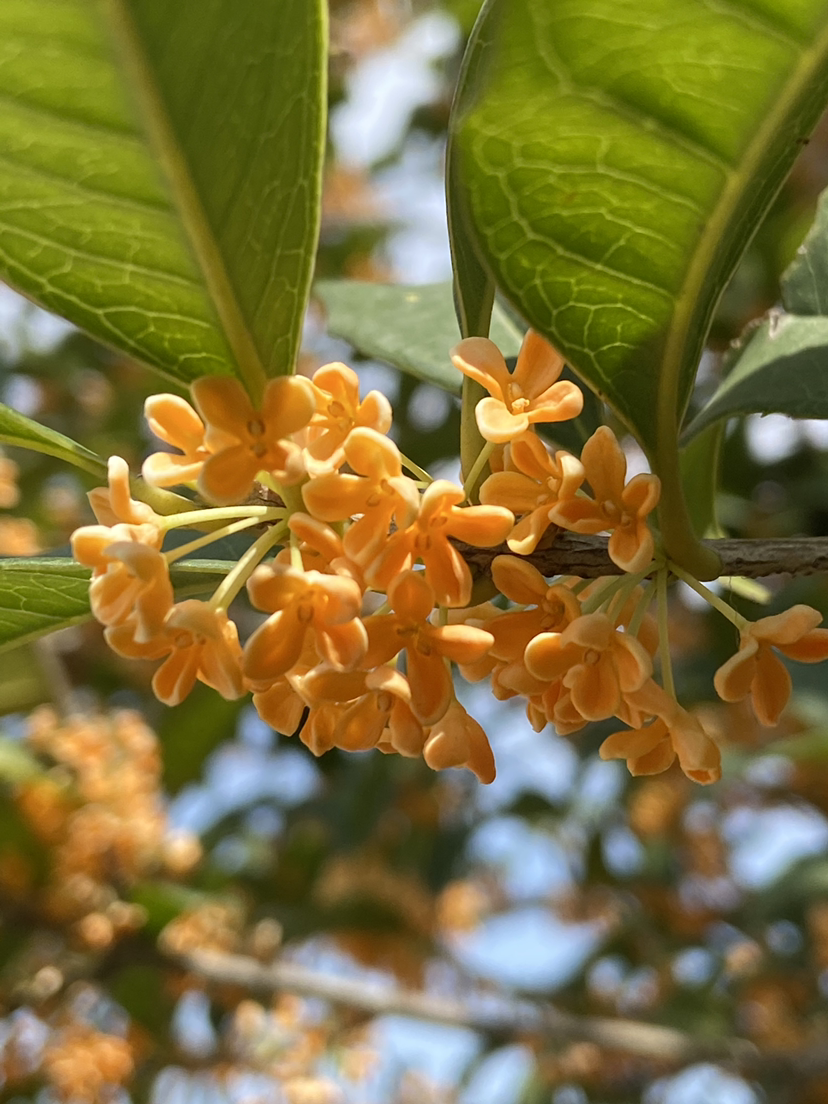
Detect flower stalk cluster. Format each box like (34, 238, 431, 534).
(71, 335, 828, 786)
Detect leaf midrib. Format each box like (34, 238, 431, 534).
(101, 0, 268, 399)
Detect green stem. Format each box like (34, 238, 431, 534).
(460, 378, 488, 501)
(627, 580, 656, 638)
(581, 575, 626, 615)
(210, 524, 287, 611)
(165, 515, 270, 563)
(400, 454, 433, 484)
(160, 505, 280, 532)
(656, 569, 676, 700)
(462, 440, 495, 501)
(669, 562, 749, 631)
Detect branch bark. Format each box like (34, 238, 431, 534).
(171, 947, 828, 1079)
(456, 534, 828, 579)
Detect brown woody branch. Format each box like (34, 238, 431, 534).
(172, 948, 828, 1079)
(456, 534, 828, 580)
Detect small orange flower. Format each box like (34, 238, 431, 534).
(252, 676, 308, 736)
(277, 513, 365, 586)
(488, 556, 581, 662)
(192, 375, 316, 504)
(480, 432, 584, 554)
(302, 428, 420, 568)
(714, 605, 828, 726)
(364, 571, 493, 726)
(548, 427, 660, 574)
(524, 612, 652, 722)
(87, 456, 162, 530)
(451, 330, 583, 443)
(367, 480, 514, 608)
(306, 361, 392, 471)
(142, 393, 226, 487)
(153, 601, 244, 706)
(82, 535, 173, 641)
(296, 664, 424, 755)
(243, 564, 367, 682)
(423, 700, 495, 784)
(604, 681, 721, 784)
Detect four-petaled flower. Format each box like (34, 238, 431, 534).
(367, 480, 514, 608)
(714, 605, 828, 726)
(480, 431, 584, 554)
(192, 375, 316, 504)
(451, 330, 583, 443)
(364, 571, 493, 725)
(306, 362, 393, 472)
(548, 426, 660, 574)
(243, 563, 368, 682)
(524, 612, 652, 722)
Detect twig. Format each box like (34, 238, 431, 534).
(456, 534, 828, 580)
(171, 948, 773, 1069)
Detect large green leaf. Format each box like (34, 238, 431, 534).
(0, 558, 234, 652)
(316, 280, 523, 394)
(0, 0, 327, 392)
(686, 314, 828, 435)
(0, 402, 107, 478)
(448, 0, 828, 456)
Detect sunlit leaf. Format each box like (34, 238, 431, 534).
(0, 0, 327, 391)
(0, 558, 234, 652)
(448, 0, 828, 453)
(686, 314, 828, 436)
(0, 402, 107, 478)
(316, 280, 522, 393)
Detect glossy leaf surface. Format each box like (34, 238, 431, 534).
(448, 0, 828, 453)
(0, 0, 327, 392)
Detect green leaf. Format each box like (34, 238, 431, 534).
(0, 0, 327, 392)
(0, 557, 234, 653)
(315, 280, 523, 394)
(781, 186, 828, 314)
(685, 314, 828, 436)
(448, 0, 828, 454)
(0, 402, 107, 478)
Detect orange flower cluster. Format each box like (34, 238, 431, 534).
(12, 709, 200, 948)
(70, 331, 828, 787)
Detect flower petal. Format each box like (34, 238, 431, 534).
(475, 397, 528, 443)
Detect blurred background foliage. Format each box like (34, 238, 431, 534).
(2, 2, 828, 1102)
